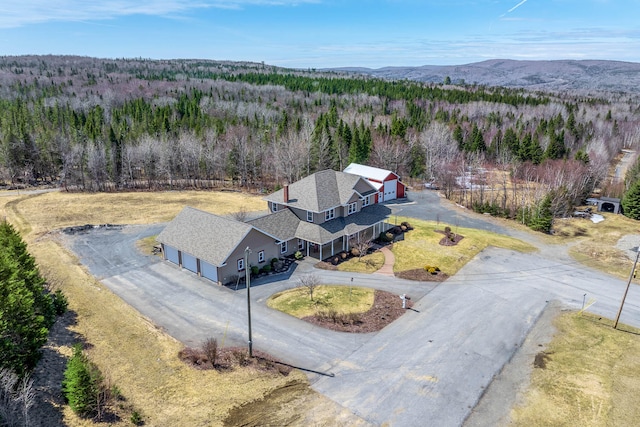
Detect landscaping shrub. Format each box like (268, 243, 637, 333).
(250, 266, 259, 276)
(340, 252, 348, 259)
(52, 289, 69, 315)
(294, 251, 303, 260)
(350, 247, 360, 257)
(378, 231, 392, 243)
(261, 264, 272, 273)
(400, 221, 413, 230)
(270, 258, 279, 265)
(62, 344, 105, 417)
(202, 338, 218, 366)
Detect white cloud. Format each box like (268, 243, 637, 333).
(0, 0, 317, 28)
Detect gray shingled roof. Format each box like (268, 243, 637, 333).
(247, 209, 300, 242)
(294, 203, 392, 244)
(156, 206, 252, 266)
(264, 170, 376, 212)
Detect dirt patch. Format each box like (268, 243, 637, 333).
(533, 351, 553, 369)
(223, 379, 372, 427)
(395, 268, 449, 282)
(301, 290, 412, 333)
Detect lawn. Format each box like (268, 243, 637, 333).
(2, 189, 311, 426)
(511, 313, 640, 426)
(268, 285, 375, 318)
(336, 251, 385, 273)
(391, 216, 537, 275)
(554, 213, 640, 281)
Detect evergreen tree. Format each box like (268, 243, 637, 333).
(469, 124, 486, 152)
(622, 180, 640, 220)
(0, 221, 54, 376)
(62, 344, 101, 416)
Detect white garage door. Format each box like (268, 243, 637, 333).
(200, 261, 218, 282)
(182, 252, 198, 273)
(384, 179, 397, 200)
(164, 245, 179, 265)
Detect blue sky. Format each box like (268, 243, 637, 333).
(1, 0, 639, 68)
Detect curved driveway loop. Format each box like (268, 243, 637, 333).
(63, 192, 640, 427)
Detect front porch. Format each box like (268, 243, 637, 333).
(304, 220, 393, 260)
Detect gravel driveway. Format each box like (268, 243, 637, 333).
(61, 191, 640, 426)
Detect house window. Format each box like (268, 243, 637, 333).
(348, 202, 357, 215)
(298, 239, 304, 250)
(280, 241, 288, 254)
(325, 208, 335, 221)
(271, 202, 278, 212)
(237, 258, 245, 271)
(258, 250, 265, 263)
(362, 195, 370, 207)
(307, 211, 313, 222)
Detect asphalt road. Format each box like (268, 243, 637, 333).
(61, 191, 640, 426)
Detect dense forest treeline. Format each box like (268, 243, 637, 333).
(1, 55, 639, 224)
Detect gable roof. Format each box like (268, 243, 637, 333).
(157, 206, 253, 266)
(344, 163, 399, 182)
(264, 169, 376, 212)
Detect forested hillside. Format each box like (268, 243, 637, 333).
(1, 55, 639, 225)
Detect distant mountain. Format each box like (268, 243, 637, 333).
(328, 59, 640, 94)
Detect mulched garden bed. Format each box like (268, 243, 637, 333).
(301, 290, 412, 333)
(436, 229, 464, 246)
(179, 346, 293, 375)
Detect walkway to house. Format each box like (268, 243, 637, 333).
(374, 246, 395, 276)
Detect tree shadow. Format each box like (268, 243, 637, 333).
(30, 310, 84, 426)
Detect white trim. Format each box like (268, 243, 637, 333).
(271, 202, 278, 212)
(362, 195, 370, 207)
(325, 208, 335, 221)
(280, 241, 288, 254)
(237, 258, 245, 271)
(348, 202, 357, 215)
(298, 239, 304, 250)
(258, 250, 265, 263)
(307, 210, 314, 222)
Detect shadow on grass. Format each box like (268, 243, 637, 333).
(31, 310, 122, 425)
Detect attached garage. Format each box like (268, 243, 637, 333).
(384, 179, 397, 200)
(182, 252, 198, 274)
(164, 245, 180, 265)
(200, 261, 218, 282)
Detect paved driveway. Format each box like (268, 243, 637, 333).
(62, 197, 640, 426)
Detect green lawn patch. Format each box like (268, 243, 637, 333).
(337, 252, 385, 273)
(267, 285, 374, 318)
(392, 216, 536, 276)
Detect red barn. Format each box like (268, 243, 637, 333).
(343, 163, 407, 202)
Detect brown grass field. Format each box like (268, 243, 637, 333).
(1, 190, 365, 426)
(2, 189, 640, 426)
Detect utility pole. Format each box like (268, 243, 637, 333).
(244, 247, 253, 357)
(614, 245, 640, 329)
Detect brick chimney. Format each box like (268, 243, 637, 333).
(283, 184, 289, 203)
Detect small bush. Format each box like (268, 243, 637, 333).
(385, 232, 394, 241)
(270, 257, 279, 265)
(401, 221, 413, 230)
(350, 247, 360, 257)
(400, 225, 407, 231)
(52, 289, 68, 315)
(250, 266, 259, 276)
(444, 226, 451, 234)
(130, 410, 143, 425)
(331, 256, 339, 265)
(294, 251, 303, 260)
(340, 252, 348, 259)
(261, 264, 272, 273)
(202, 338, 218, 366)
(378, 231, 391, 242)
(232, 350, 250, 366)
(62, 344, 106, 417)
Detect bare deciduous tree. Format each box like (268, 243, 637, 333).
(298, 273, 320, 301)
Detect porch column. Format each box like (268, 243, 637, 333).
(331, 240, 334, 256)
(320, 245, 323, 261)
